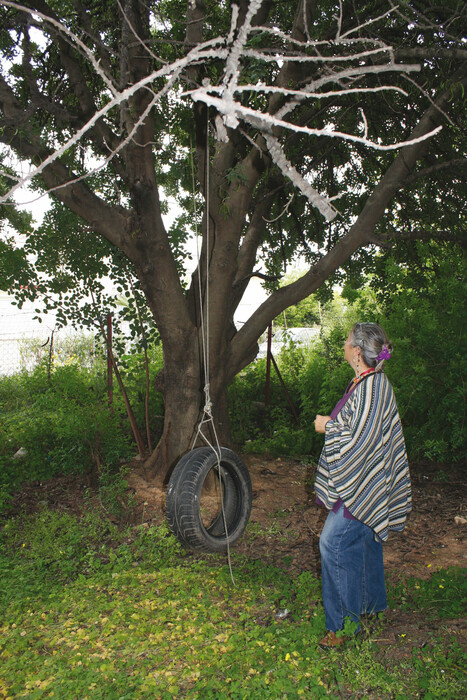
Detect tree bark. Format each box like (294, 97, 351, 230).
(144, 323, 233, 486)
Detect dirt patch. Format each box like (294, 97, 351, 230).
(127, 454, 466, 578)
(6, 473, 94, 519)
(7, 456, 466, 580)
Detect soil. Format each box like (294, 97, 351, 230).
(8, 455, 467, 661)
(125, 455, 466, 577)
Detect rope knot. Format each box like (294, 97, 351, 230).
(203, 383, 213, 415)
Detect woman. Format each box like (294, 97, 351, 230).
(314, 322, 411, 649)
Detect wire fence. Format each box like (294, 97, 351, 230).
(0, 299, 50, 375)
(0, 323, 87, 376)
(0, 290, 143, 378)
(0, 297, 101, 376)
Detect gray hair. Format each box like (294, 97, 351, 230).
(350, 322, 392, 372)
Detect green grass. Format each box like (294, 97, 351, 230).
(388, 567, 466, 619)
(0, 511, 465, 699)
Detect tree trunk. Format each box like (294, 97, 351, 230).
(144, 331, 234, 486)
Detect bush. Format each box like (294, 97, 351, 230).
(232, 246, 465, 465)
(0, 364, 133, 513)
(230, 340, 353, 457)
(1, 364, 132, 473)
(375, 243, 466, 463)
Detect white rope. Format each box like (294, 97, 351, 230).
(189, 125, 235, 585)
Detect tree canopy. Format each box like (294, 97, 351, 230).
(0, 0, 465, 479)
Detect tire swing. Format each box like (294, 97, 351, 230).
(165, 123, 252, 554)
(166, 446, 252, 553)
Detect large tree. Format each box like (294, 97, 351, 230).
(0, 0, 465, 482)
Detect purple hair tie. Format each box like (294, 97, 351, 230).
(377, 344, 391, 362)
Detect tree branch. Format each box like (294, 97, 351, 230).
(395, 47, 467, 61)
(229, 72, 467, 376)
(373, 228, 467, 249)
(184, 0, 209, 196)
(405, 158, 467, 185)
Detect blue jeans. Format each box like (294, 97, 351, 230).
(319, 504, 387, 633)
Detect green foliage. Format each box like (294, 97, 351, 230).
(0, 364, 133, 513)
(112, 345, 165, 443)
(1, 236, 463, 518)
(0, 511, 119, 599)
(0, 512, 182, 608)
(0, 238, 35, 293)
(230, 285, 385, 457)
(95, 465, 134, 519)
(1, 364, 132, 475)
(388, 567, 467, 619)
(373, 242, 466, 463)
(337, 633, 465, 698)
(227, 361, 265, 447)
(273, 268, 333, 328)
(0, 161, 33, 285)
(231, 243, 465, 464)
(0, 341, 166, 517)
(3, 198, 162, 357)
(230, 336, 352, 457)
(0, 509, 464, 699)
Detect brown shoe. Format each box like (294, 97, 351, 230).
(318, 631, 347, 649)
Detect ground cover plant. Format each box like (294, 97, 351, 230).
(0, 509, 465, 699)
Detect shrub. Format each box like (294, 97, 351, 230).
(0, 364, 133, 513)
(375, 244, 466, 462)
(230, 340, 351, 457)
(232, 247, 465, 465)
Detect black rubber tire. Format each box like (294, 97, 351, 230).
(166, 447, 235, 539)
(166, 447, 252, 552)
(166, 447, 236, 540)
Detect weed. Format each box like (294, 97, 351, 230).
(246, 519, 297, 543)
(96, 464, 134, 518)
(388, 567, 467, 619)
(433, 469, 448, 483)
(0, 510, 464, 699)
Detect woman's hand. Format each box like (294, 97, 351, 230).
(314, 414, 331, 433)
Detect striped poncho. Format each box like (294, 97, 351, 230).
(315, 372, 412, 541)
